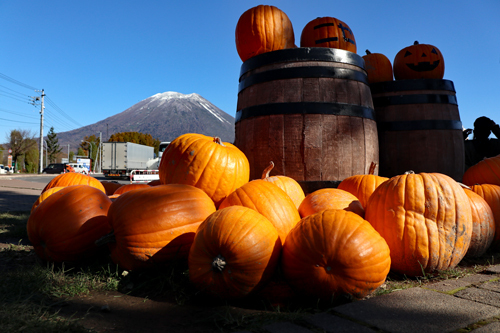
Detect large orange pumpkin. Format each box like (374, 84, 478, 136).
(113, 183, 150, 195)
(235, 5, 295, 62)
(298, 188, 364, 218)
(31, 186, 65, 213)
(462, 154, 500, 186)
(365, 172, 472, 276)
(188, 206, 281, 299)
(43, 172, 105, 194)
(362, 50, 393, 84)
(282, 209, 390, 300)
(219, 179, 300, 245)
(159, 133, 250, 207)
(469, 184, 500, 247)
(393, 41, 445, 80)
(300, 16, 356, 53)
(260, 161, 305, 210)
(27, 185, 112, 262)
(338, 162, 389, 209)
(463, 188, 496, 257)
(106, 184, 216, 271)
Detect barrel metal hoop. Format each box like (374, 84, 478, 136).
(377, 119, 463, 131)
(240, 47, 365, 77)
(238, 66, 368, 93)
(236, 102, 375, 123)
(373, 94, 458, 107)
(369, 79, 455, 94)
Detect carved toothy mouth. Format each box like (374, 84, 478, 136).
(406, 60, 440, 72)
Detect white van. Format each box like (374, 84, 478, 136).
(67, 163, 88, 174)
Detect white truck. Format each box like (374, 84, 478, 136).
(102, 142, 156, 179)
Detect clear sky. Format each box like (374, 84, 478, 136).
(1, 0, 499, 143)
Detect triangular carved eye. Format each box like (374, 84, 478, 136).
(421, 53, 427, 57)
(431, 48, 438, 54)
(404, 51, 412, 57)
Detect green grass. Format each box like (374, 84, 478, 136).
(2, 210, 500, 332)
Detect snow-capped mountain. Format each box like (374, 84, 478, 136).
(56, 92, 235, 150)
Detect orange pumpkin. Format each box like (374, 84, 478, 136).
(31, 186, 65, 213)
(300, 16, 356, 53)
(219, 179, 300, 245)
(365, 172, 472, 276)
(282, 209, 390, 300)
(101, 181, 123, 195)
(462, 154, 500, 186)
(463, 188, 496, 257)
(338, 162, 389, 209)
(113, 183, 150, 195)
(188, 206, 281, 299)
(362, 50, 393, 84)
(159, 133, 250, 207)
(106, 184, 216, 271)
(298, 188, 364, 218)
(235, 5, 295, 62)
(393, 41, 445, 80)
(260, 161, 305, 210)
(469, 184, 500, 247)
(27, 185, 112, 262)
(43, 172, 105, 194)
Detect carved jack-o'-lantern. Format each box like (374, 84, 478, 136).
(393, 41, 445, 80)
(300, 17, 356, 53)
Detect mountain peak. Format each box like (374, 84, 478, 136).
(150, 91, 199, 101)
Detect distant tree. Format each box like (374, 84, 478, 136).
(24, 141, 39, 173)
(7, 129, 38, 168)
(78, 134, 100, 161)
(109, 131, 160, 155)
(46, 127, 62, 163)
(69, 151, 75, 162)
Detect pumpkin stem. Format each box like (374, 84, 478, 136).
(404, 170, 415, 175)
(212, 254, 226, 272)
(365, 49, 371, 55)
(261, 161, 275, 179)
(368, 162, 377, 175)
(213, 137, 225, 147)
(414, 41, 419, 45)
(95, 231, 115, 247)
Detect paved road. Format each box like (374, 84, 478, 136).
(0, 173, 130, 212)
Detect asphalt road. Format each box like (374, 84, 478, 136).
(11, 173, 131, 185)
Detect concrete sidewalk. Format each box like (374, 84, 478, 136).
(2, 174, 500, 332)
(0, 175, 47, 212)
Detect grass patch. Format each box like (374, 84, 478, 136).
(2, 211, 500, 332)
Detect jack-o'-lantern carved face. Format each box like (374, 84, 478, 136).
(300, 17, 356, 53)
(393, 41, 445, 80)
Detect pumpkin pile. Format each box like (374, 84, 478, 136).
(27, 131, 498, 305)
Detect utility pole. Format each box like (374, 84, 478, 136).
(38, 89, 45, 173)
(67, 144, 70, 162)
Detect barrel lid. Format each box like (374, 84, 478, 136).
(370, 79, 455, 94)
(240, 47, 365, 78)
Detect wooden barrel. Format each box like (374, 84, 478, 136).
(371, 79, 464, 181)
(235, 47, 378, 194)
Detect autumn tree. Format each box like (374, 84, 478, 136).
(46, 127, 62, 163)
(109, 131, 160, 155)
(7, 129, 38, 170)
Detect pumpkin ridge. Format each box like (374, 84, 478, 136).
(484, 158, 500, 184)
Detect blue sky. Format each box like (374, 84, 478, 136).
(1, 0, 499, 143)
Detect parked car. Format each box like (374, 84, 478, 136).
(0, 164, 7, 174)
(67, 163, 89, 174)
(42, 163, 67, 174)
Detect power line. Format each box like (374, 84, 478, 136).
(45, 96, 83, 128)
(0, 92, 32, 104)
(0, 72, 38, 91)
(0, 116, 39, 125)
